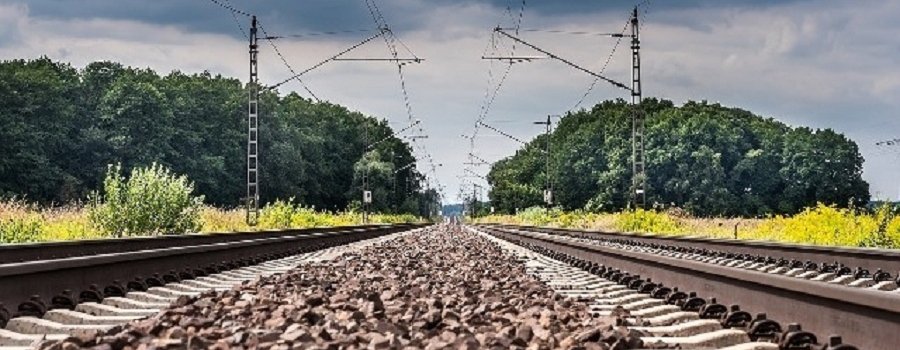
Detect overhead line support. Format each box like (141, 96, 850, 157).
(246, 15, 260, 226)
(534, 115, 553, 205)
(266, 30, 387, 91)
(630, 6, 646, 209)
(493, 28, 632, 92)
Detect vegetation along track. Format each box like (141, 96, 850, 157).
(0, 224, 426, 345)
(474, 224, 900, 350)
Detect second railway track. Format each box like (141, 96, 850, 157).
(474, 224, 900, 350)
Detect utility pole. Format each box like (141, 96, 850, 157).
(630, 7, 646, 209)
(534, 115, 553, 206)
(246, 16, 260, 225)
(471, 184, 479, 218)
(363, 123, 371, 223)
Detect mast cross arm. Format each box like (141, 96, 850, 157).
(494, 28, 632, 92)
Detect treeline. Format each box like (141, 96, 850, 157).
(0, 57, 437, 215)
(488, 99, 869, 216)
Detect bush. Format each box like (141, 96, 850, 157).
(89, 163, 204, 236)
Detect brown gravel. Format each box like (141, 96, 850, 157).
(41, 225, 648, 350)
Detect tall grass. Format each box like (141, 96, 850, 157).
(1, 164, 422, 244)
(0, 200, 102, 243)
(256, 199, 419, 230)
(0, 199, 423, 244)
(474, 203, 900, 249)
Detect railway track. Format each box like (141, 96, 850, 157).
(26, 224, 697, 349)
(4, 223, 895, 349)
(0, 224, 426, 349)
(473, 224, 900, 350)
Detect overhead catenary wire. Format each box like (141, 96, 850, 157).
(257, 22, 320, 101)
(208, 0, 318, 100)
(515, 28, 629, 36)
(267, 30, 386, 90)
(465, 168, 488, 180)
(476, 0, 526, 126)
(572, 1, 651, 112)
(368, 120, 421, 150)
(470, 2, 525, 144)
(366, 0, 419, 59)
(464, 1, 652, 211)
(474, 0, 525, 130)
(205, 1, 443, 213)
(360, 0, 442, 198)
(207, 0, 252, 17)
(468, 153, 492, 165)
(463, 0, 528, 200)
(364, 0, 418, 126)
(368, 1, 440, 193)
(263, 29, 375, 39)
(570, 18, 631, 112)
(207, 0, 250, 39)
(494, 29, 631, 91)
(477, 121, 528, 145)
(227, 7, 248, 39)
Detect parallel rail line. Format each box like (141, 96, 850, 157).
(488, 224, 900, 275)
(0, 224, 426, 329)
(477, 224, 900, 350)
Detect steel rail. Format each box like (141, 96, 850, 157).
(484, 224, 900, 276)
(0, 224, 427, 327)
(479, 224, 900, 350)
(0, 225, 390, 264)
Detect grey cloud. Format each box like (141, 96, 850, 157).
(0, 0, 897, 203)
(20, 0, 813, 40)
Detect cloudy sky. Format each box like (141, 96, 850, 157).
(1, 0, 898, 204)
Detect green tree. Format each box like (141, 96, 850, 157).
(488, 99, 870, 216)
(0, 58, 80, 202)
(0, 58, 431, 216)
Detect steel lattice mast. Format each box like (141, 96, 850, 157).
(246, 16, 260, 225)
(630, 7, 645, 209)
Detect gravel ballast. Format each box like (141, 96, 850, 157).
(42, 225, 648, 350)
